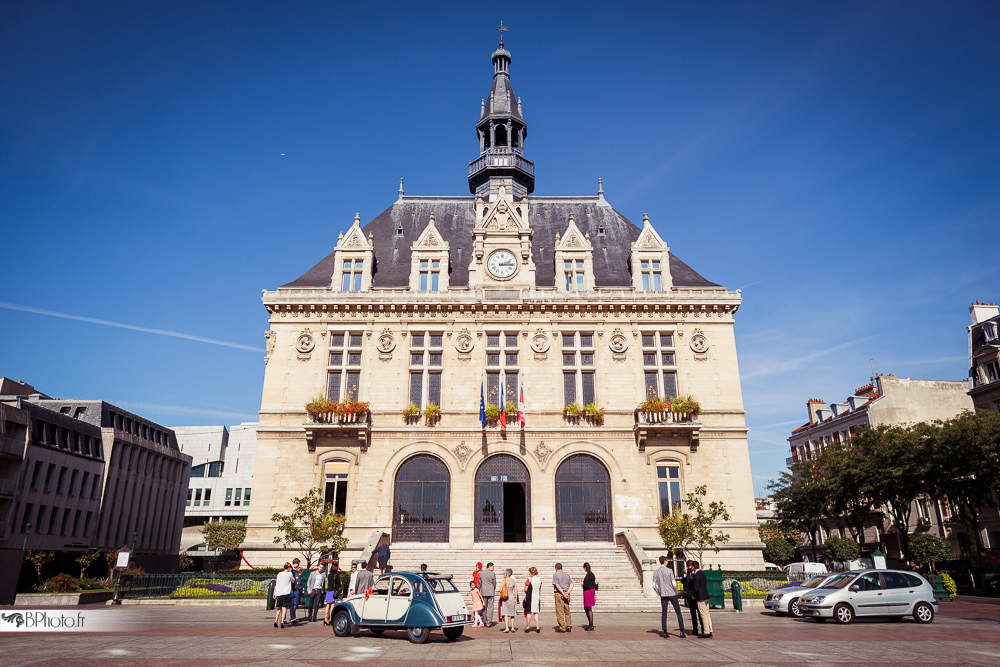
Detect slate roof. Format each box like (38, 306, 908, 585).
(482, 70, 524, 123)
(280, 196, 719, 290)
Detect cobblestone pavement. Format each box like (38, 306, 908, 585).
(1, 599, 999, 665)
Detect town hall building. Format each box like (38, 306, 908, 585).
(243, 37, 763, 573)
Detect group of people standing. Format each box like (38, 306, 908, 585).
(653, 557, 714, 639)
(272, 558, 354, 629)
(468, 562, 599, 633)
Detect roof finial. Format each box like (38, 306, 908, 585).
(398, 178, 404, 200)
(496, 20, 508, 47)
(517, 96, 522, 115)
(428, 212, 435, 225)
(354, 212, 361, 225)
(642, 213, 650, 227)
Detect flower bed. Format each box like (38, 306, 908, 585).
(169, 577, 273, 599)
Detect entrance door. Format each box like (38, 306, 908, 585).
(555, 454, 612, 542)
(475, 454, 530, 542)
(392, 455, 450, 542)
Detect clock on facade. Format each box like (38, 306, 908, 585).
(486, 249, 518, 279)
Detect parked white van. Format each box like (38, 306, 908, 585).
(784, 562, 829, 580)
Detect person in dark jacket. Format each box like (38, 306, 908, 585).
(581, 562, 597, 631)
(374, 543, 391, 574)
(683, 562, 703, 636)
(288, 559, 304, 623)
(687, 560, 712, 638)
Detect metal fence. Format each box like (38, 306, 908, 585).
(119, 573, 276, 600)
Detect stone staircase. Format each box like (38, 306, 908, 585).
(383, 544, 660, 612)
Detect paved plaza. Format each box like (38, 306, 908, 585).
(2, 598, 1000, 665)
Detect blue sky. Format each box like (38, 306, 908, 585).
(2, 1, 998, 496)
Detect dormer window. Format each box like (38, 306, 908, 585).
(640, 260, 662, 292)
(341, 260, 363, 292)
(564, 260, 585, 292)
(419, 260, 441, 292)
(985, 322, 999, 342)
(597, 223, 605, 236)
(396, 224, 404, 237)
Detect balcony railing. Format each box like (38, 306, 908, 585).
(468, 148, 534, 176)
(0, 435, 25, 458)
(304, 409, 371, 452)
(633, 410, 701, 452)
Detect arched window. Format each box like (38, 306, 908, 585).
(555, 454, 612, 542)
(392, 455, 450, 542)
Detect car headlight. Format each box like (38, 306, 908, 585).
(773, 593, 783, 600)
(811, 596, 825, 603)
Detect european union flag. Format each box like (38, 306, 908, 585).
(479, 381, 486, 428)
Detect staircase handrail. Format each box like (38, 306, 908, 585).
(615, 530, 648, 584)
(359, 530, 390, 571)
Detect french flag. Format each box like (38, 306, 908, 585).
(518, 386, 526, 429)
(499, 382, 506, 430)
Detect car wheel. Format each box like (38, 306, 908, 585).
(443, 626, 464, 641)
(788, 599, 802, 618)
(332, 610, 354, 637)
(370, 628, 385, 636)
(913, 602, 935, 624)
(811, 617, 827, 623)
(407, 626, 430, 644)
(833, 603, 854, 625)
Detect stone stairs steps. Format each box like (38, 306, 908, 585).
(383, 545, 661, 611)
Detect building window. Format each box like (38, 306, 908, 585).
(91, 475, 101, 500)
(486, 331, 519, 407)
(203, 488, 212, 506)
(21, 503, 34, 532)
(562, 331, 596, 406)
(208, 461, 222, 477)
(419, 260, 441, 292)
(60, 509, 69, 536)
(43, 464, 55, 492)
(84, 511, 92, 537)
(656, 464, 682, 516)
(72, 510, 82, 537)
(191, 464, 205, 478)
(324, 460, 349, 514)
(194, 489, 202, 507)
(186, 489, 193, 507)
(341, 259, 364, 292)
(984, 360, 1000, 384)
(564, 260, 585, 292)
(47, 508, 58, 535)
(56, 467, 67, 494)
(225, 488, 232, 507)
(328, 332, 363, 401)
(234, 488, 242, 505)
(408, 330, 443, 408)
(69, 470, 78, 497)
(243, 488, 251, 506)
(640, 260, 663, 292)
(642, 332, 677, 399)
(30, 461, 42, 490)
(985, 322, 999, 343)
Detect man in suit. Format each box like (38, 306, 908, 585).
(354, 562, 375, 596)
(479, 562, 497, 627)
(683, 562, 704, 636)
(652, 555, 686, 638)
(687, 560, 713, 638)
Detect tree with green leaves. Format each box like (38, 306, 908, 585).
(768, 462, 830, 560)
(817, 447, 874, 543)
(271, 487, 349, 569)
(201, 519, 247, 551)
(669, 485, 731, 564)
(75, 552, 101, 579)
(908, 533, 952, 569)
(924, 410, 1000, 562)
(657, 509, 696, 558)
(821, 536, 860, 565)
(764, 538, 796, 564)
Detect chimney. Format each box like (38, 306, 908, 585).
(970, 301, 999, 325)
(807, 398, 826, 424)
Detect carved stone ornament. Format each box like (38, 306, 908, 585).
(533, 441, 552, 465)
(690, 329, 709, 354)
(376, 329, 395, 353)
(295, 330, 316, 354)
(456, 328, 475, 353)
(530, 329, 550, 354)
(264, 330, 275, 364)
(609, 329, 628, 353)
(454, 441, 472, 465)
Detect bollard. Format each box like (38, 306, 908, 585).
(730, 581, 742, 612)
(266, 579, 276, 610)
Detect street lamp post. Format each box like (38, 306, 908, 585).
(22, 521, 32, 552)
(131, 530, 138, 553)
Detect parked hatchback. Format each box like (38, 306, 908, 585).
(797, 570, 938, 624)
(764, 574, 838, 618)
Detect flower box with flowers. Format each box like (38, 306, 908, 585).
(307, 395, 370, 425)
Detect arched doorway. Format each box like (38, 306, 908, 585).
(555, 454, 612, 542)
(475, 454, 530, 542)
(392, 454, 450, 542)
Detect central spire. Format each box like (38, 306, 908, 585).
(468, 29, 534, 199)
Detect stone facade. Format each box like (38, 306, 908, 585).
(968, 301, 1000, 412)
(243, 40, 762, 570)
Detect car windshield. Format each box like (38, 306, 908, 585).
(801, 576, 827, 588)
(819, 573, 857, 589)
(427, 578, 459, 593)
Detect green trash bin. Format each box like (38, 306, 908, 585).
(730, 580, 743, 612)
(266, 579, 276, 610)
(706, 566, 724, 608)
(930, 575, 948, 601)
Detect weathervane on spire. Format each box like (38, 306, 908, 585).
(496, 20, 509, 46)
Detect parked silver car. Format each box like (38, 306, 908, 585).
(797, 570, 938, 624)
(764, 574, 838, 618)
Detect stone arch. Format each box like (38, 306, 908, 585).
(473, 453, 531, 543)
(545, 440, 626, 484)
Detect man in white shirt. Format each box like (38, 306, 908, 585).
(348, 562, 359, 596)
